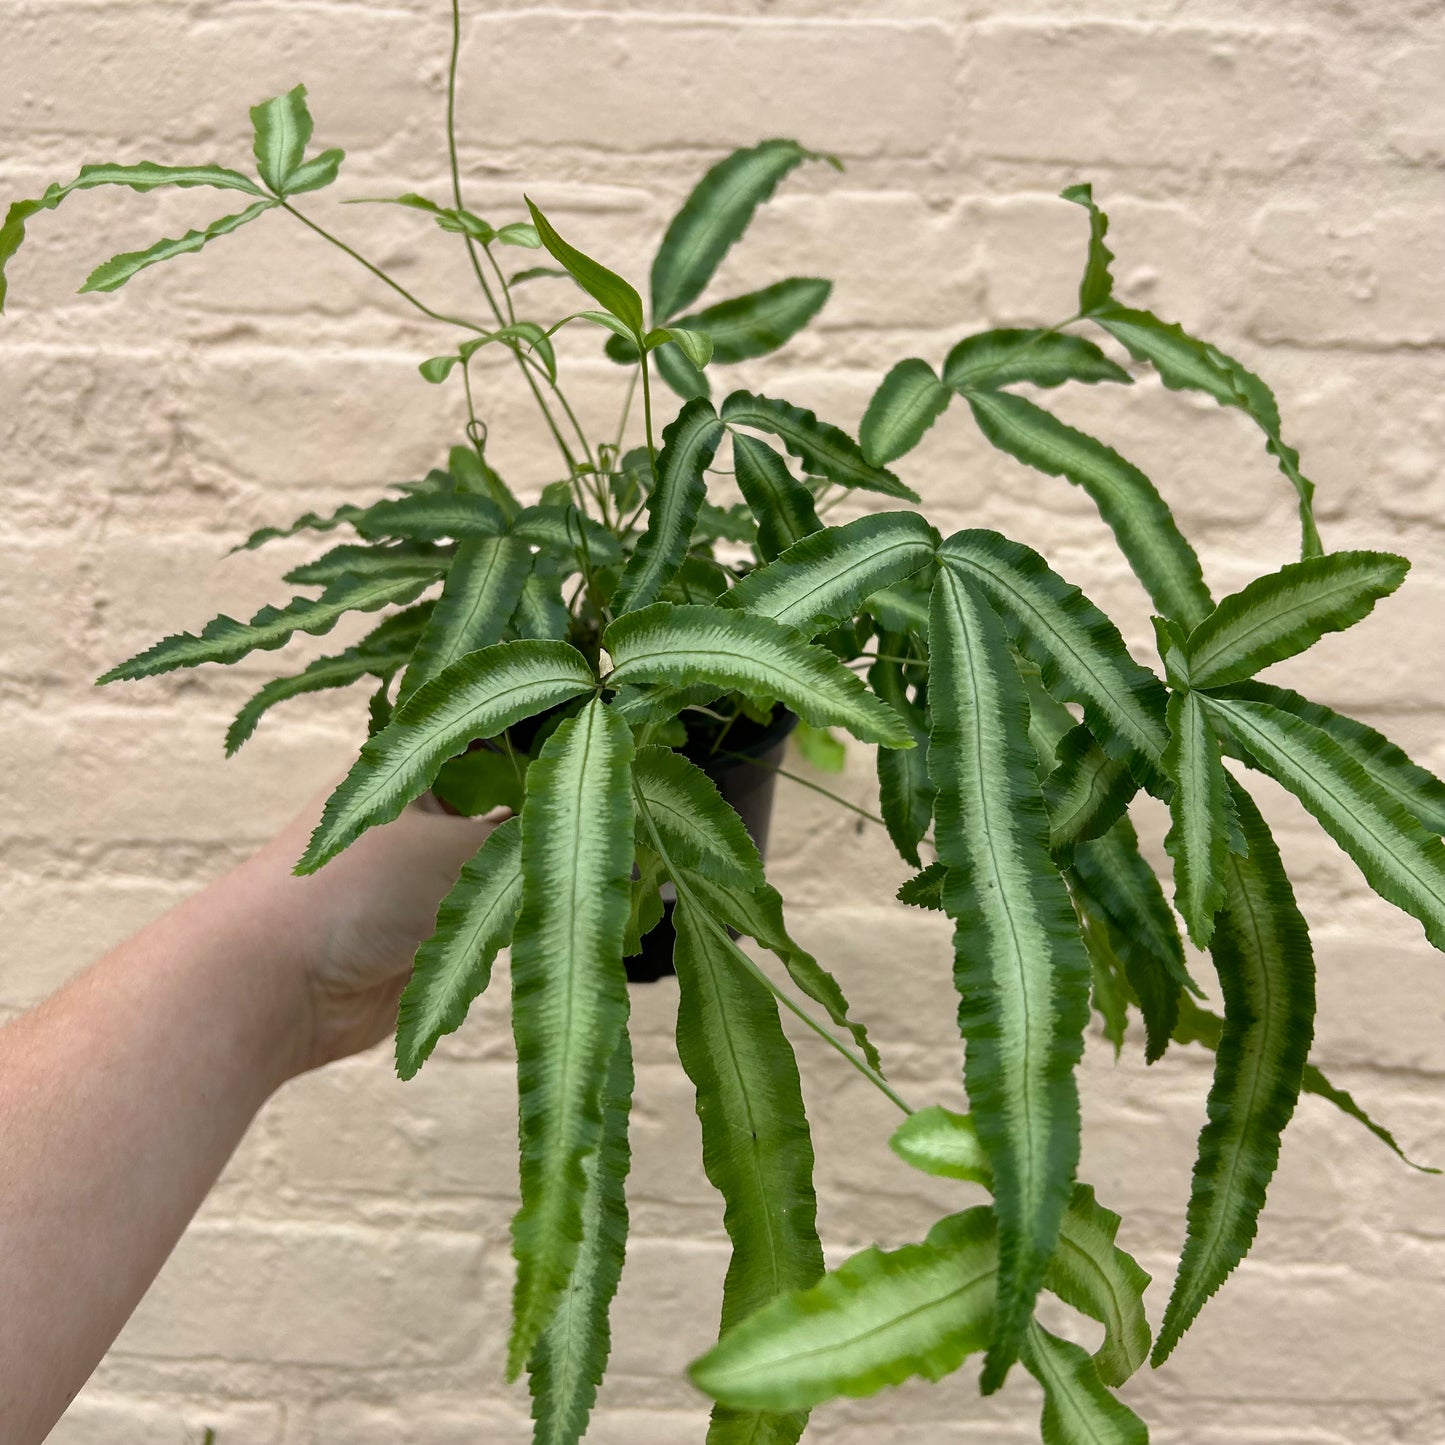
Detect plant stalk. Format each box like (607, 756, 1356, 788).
(634, 792, 912, 1116)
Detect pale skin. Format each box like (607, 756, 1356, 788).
(0, 789, 505, 1445)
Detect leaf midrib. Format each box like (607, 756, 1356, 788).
(522, 705, 613, 1348)
(1190, 566, 1390, 683)
(692, 906, 785, 1310)
(1176, 694, 1218, 925)
(623, 416, 717, 601)
(950, 570, 1045, 1227)
(1169, 845, 1276, 1333)
(945, 550, 1165, 767)
(655, 146, 796, 318)
(414, 863, 521, 1041)
(745, 535, 930, 631)
(1215, 699, 1445, 916)
(706, 1253, 994, 1390)
(340, 667, 591, 837)
(611, 639, 830, 706)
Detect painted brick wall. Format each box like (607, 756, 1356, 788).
(3, 1, 1444, 1441)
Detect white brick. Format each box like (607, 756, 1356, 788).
(306, 1397, 529, 1445)
(461, 16, 956, 158)
(966, 22, 1371, 172)
(113, 1221, 490, 1367)
(48, 1395, 282, 1445)
(1246, 200, 1445, 347)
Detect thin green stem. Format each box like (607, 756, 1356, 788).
(459, 361, 485, 455)
(481, 238, 517, 325)
(717, 750, 890, 830)
(279, 202, 487, 333)
(444, 0, 586, 474)
(614, 369, 638, 454)
(447, 0, 504, 327)
(706, 704, 742, 759)
(853, 651, 929, 668)
(520, 359, 580, 471)
(619, 493, 651, 539)
(547, 376, 598, 471)
(640, 354, 658, 473)
(634, 791, 912, 1115)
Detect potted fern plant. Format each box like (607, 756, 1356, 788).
(4, 6, 1442, 1440)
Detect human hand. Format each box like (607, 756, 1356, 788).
(238, 789, 509, 1079)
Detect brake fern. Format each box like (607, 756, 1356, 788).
(16, 22, 1441, 1442)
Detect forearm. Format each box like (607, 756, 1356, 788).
(0, 856, 308, 1443)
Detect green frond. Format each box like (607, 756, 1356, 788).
(512, 504, 623, 566)
(939, 530, 1171, 787)
(1203, 694, 1445, 950)
(1172, 994, 1438, 1175)
(1153, 780, 1315, 1365)
(725, 511, 938, 636)
(897, 860, 947, 911)
(631, 746, 763, 889)
(650, 140, 825, 321)
(1023, 1322, 1148, 1445)
(1162, 689, 1241, 948)
(397, 535, 533, 702)
(1069, 816, 1196, 1063)
(689, 1208, 996, 1412)
(395, 817, 523, 1080)
(1217, 681, 1445, 835)
(511, 557, 572, 641)
(1060, 183, 1117, 315)
(509, 699, 636, 1378)
(674, 868, 882, 1074)
(298, 640, 596, 872)
(611, 398, 726, 615)
(927, 564, 1091, 1391)
(963, 389, 1212, 628)
(528, 1030, 634, 1445)
(282, 541, 453, 587)
(870, 647, 935, 867)
(721, 390, 920, 502)
(1185, 551, 1408, 689)
(80, 200, 278, 294)
(1043, 725, 1138, 861)
(729, 433, 822, 562)
(888, 1107, 991, 1185)
(231, 504, 365, 553)
(672, 897, 823, 1445)
(1049, 1184, 1152, 1387)
(860, 358, 952, 465)
(942, 328, 1131, 392)
(1091, 301, 1322, 557)
(603, 604, 912, 746)
(224, 603, 432, 756)
(354, 491, 509, 543)
(692, 277, 830, 361)
(99, 571, 434, 683)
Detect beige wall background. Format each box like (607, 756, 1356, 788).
(3, 0, 1445, 1441)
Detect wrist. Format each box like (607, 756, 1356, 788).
(219, 852, 322, 1091)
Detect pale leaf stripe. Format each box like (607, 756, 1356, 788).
(394, 817, 523, 1079)
(927, 564, 1090, 1391)
(508, 699, 635, 1377)
(1152, 781, 1315, 1365)
(1204, 695, 1445, 950)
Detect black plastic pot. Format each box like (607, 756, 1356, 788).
(625, 706, 797, 984)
